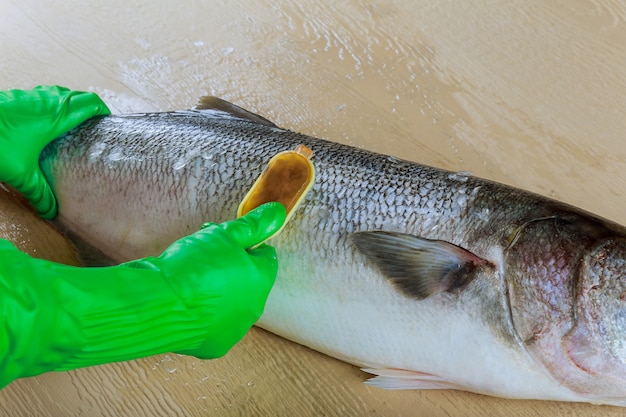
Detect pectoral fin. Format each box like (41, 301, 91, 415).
(351, 231, 487, 299)
(194, 96, 278, 127)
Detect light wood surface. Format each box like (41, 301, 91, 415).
(2, 0, 626, 415)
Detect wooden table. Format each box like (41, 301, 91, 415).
(2, 0, 626, 415)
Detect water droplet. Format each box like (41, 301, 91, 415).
(108, 151, 124, 162)
(447, 171, 472, 182)
(89, 142, 107, 161)
(160, 355, 178, 373)
(173, 159, 187, 170)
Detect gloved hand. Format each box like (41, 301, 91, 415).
(0, 202, 286, 388)
(0, 85, 110, 218)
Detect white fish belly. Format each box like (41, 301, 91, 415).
(258, 243, 584, 403)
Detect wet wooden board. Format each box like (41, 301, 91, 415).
(2, 0, 626, 415)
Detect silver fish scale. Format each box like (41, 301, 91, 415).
(42, 111, 497, 253)
(40, 110, 624, 292)
(40, 109, 626, 300)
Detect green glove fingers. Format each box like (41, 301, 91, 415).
(0, 85, 110, 218)
(213, 201, 287, 247)
(0, 203, 286, 387)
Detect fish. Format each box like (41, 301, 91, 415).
(39, 96, 626, 406)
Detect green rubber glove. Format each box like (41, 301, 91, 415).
(0, 85, 110, 219)
(0, 202, 286, 388)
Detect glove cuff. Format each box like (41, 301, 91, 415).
(0, 242, 214, 386)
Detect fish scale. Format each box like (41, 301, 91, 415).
(40, 100, 626, 406)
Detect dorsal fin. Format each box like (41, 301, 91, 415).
(194, 96, 278, 127)
(351, 231, 488, 299)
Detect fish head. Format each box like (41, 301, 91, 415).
(562, 238, 626, 397)
(506, 217, 626, 401)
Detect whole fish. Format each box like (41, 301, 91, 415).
(40, 97, 626, 406)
